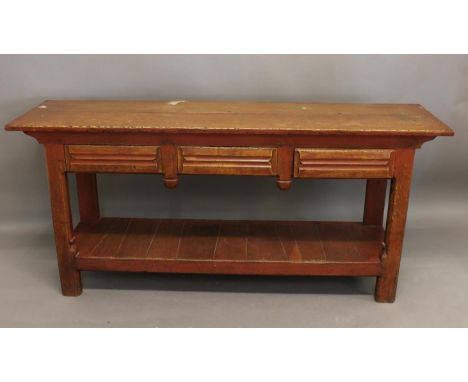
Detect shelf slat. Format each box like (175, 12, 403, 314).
(74, 218, 384, 276)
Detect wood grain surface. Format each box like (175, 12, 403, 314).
(177, 146, 277, 175)
(294, 148, 394, 178)
(66, 145, 160, 173)
(6, 100, 453, 136)
(74, 218, 384, 276)
(4, 100, 454, 301)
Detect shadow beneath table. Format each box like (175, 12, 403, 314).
(82, 272, 375, 296)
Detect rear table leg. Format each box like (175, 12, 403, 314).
(76, 173, 100, 223)
(363, 179, 387, 226)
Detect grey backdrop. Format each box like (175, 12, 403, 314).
(0, 55, 467, 327)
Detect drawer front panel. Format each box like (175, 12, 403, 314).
(178, 146, 278, 176)
(294, 149, 394, 178)
(66, 145, 160, 173)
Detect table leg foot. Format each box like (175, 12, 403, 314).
(60, 271, 83, 296)
(374, 275, 397, 303)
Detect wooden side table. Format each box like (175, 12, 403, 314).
(5, 100, 453, 302)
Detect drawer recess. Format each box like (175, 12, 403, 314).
(294, 148, 395, 178)
(178, 146, 278, 176)
(65, 145, 160, 173)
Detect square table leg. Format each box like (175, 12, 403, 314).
(375, 149, 415, 302)
(76, 173, 100, 223)
(45, 144, 82, 296)
(363, 179, 388, 226)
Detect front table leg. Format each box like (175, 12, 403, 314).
(45, 144, 82, 296)
(375, 149, 415, 302)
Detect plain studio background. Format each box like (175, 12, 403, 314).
(0, 55, 467, 327)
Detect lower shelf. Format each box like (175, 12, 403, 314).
(74, 218, 384, 276)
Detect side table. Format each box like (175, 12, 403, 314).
(5, 100, 453, 302)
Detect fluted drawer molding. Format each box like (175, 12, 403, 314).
(294, 148, 395, 178)
(177, 146, 278, 176)
(65, 145, 160, 173)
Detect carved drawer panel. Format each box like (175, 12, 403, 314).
(65, 145, 160, 173)
(294, 149, 395, 178)
(178, 146, 278, 176)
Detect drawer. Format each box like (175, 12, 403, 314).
(178, 146, 278, 176)
(65, 145, 160, 173)
(294, 149, 395, 178)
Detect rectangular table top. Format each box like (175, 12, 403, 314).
(5, 100, 453, 137)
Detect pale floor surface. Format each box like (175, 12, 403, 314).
(1, 205, 467, 327)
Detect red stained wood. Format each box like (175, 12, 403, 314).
(76, 173, 100, 223)
(88, 218, 130, 258)
(146, 220, 182, 259)
(177, 146, 278, 176)
(177, 221, 219, 260)
(45, 144, 82, 296)
(75, 258, 383, 276)
(317, 222, 362, 262)
(294, 149, 395, 178)
(353, 224, 386, 262)
(276, 145, 294, 190)
(6, 100, 453, 301)
(160, 145, 178, 188)
(116, 218, 159, 259)
(6, 100, 453, 137)
(214, 222, 248, 261)
(363, 179, 388, 226)
(75, 218, 384, 276)
(66, 145, 160, 173)
(26, 131, 436, 149)
(285, 222, 326, 262)
(247, 222, 287, 261)
(374, 149, 415, 302)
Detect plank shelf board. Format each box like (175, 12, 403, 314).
(74, 218, 384, 276)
